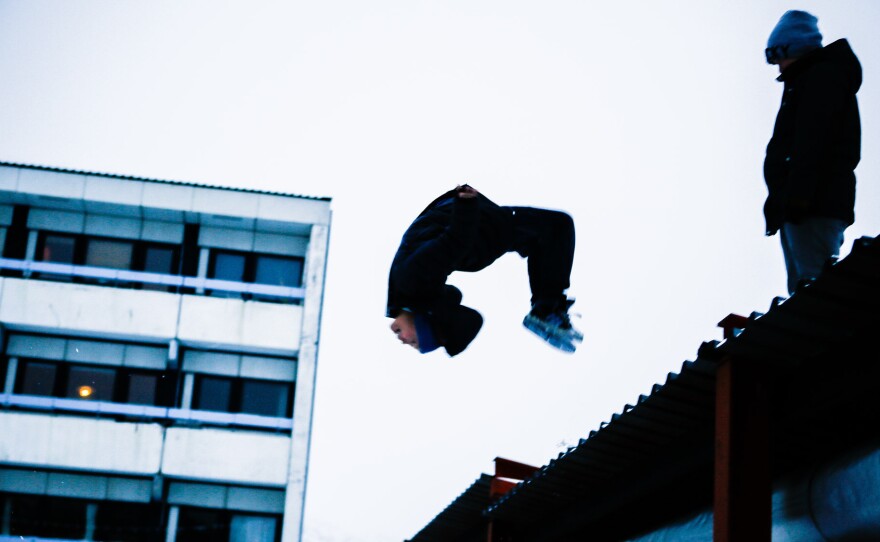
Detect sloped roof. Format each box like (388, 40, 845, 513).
(407, 235, 880, 542)
(406, 474, 493, 542)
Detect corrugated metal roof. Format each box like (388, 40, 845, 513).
(0, 160, 331, 201)
(406, 474, 493, 542)
(408, 235, 880, 542)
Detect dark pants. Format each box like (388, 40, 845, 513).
(505, 206, 575, 315)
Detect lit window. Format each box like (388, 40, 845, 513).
(66, 366, 116, 401)
(241, 380, 290, 417)
(86, 238, 134, 270)
(40, 234, 76, 263)
(254, 255, 303, 288)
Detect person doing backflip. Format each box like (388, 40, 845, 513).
(387, 184, 583, 356)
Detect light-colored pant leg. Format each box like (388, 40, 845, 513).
(780, 218, 847, 295)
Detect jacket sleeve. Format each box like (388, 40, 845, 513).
(393, 196, 480, 300)
(786, 63, 850, 210)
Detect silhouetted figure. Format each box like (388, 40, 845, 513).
(763, 10, 861, 294)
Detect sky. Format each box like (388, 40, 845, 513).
(1, 1, 878, 541)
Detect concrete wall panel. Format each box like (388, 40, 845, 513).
(0, 412, 163, 475)
(18, 169, 86, 200)
(257, 194, 330, 227)
(177, 296, 301, 355)
(0, 165, 19, 191)
(162, 427, 290, 486)
(0, 279, 180, 341)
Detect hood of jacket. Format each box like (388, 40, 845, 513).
(779, 38, 862, 94)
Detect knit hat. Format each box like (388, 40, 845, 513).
(414, 312, 441, 354)
(766, 10, 822, 64)
(413, 285, 483, 356)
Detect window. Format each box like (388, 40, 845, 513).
(9, 495, 86, 539)
(177, 507, 230, 542)
(66, 365, 116, 401)
(177, 508, 280, 542)
(40, 234, 77, 264)
(209, 250, 304, 301)
(85, 238, 134, 270)
(241, 380, 290, 418)
(193, 375, 293, 418)
(254, 255, 303, 288)
(127, 373, 159, 405)
(94, 501, 163, 542)
(17, 361, 58, 396)
(14, 359, 174, 407)
(230, 514, 279, 542)
(35, 233, 181, 291)
(212, 252, 247, 282)
(194, 375, 234, 412)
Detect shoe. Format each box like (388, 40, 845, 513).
(523, 309, 583, 353)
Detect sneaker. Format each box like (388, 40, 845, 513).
(523, 310, 584, 353)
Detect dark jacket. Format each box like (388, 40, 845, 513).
(386, 188, 513, 318)
(763, 39, 861, 235)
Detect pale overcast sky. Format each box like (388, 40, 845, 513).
(1, 1, 878, 541)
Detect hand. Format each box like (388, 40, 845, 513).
(455, 184, 479, 199)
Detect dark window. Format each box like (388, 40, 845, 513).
(86, 238, 134, 270)
(140, 244, 178, 292)
(40, 234, 77, 264)
(66, 365, 116, 401)
(209, 250, 303, 301)
(177, 507, 230, 542)
(211, 252, 247, 282)
(192, 373, 292, 418)
(9, 495, 86, 539)
(0, 357, 7, 391)
(144, 245, 175, 274)
(127, 373, 159, 405)
(241, 380, 290, 418)
(94, 501, 163, 542)
(194, 376, 234, 412)
(17, 361, 57, 396)
(254, 255, 303, 288)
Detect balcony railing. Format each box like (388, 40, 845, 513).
(0, 258, 305, 301)
(0, 393, 293, 431)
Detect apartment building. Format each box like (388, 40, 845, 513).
(0, 162, 331, 542)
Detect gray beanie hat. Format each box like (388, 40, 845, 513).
(765, 10, 822, 64)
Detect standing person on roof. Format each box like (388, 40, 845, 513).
(387, 184, 583, 356)
(763, 10, 861, 295)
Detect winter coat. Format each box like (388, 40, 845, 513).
(386, 188, 513, 317)
(763, 39, 861, 235)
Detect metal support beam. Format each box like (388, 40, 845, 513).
(714, 356, 771, 542)
(165, 506, 179, 542)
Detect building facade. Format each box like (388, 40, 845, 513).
(0, 162, 331, 542)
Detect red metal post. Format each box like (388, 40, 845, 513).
(714, 356, 771, 542)
(487, 458, 539, 542)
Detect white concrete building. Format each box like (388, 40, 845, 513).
(0, 162, 331, 542)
